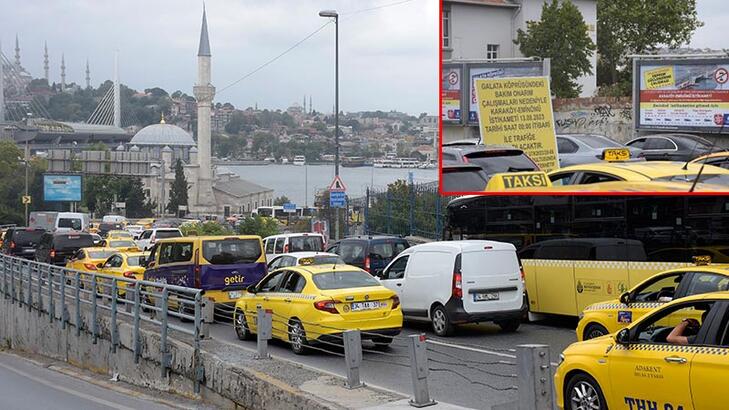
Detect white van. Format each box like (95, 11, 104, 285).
(29, 211, 90, 232)
(377, 240, 526, 336)
(262, 233, 326, 262)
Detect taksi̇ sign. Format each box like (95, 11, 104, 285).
(474, 76, 559, 172)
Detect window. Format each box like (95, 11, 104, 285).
(384, 256, 409, 279)
(578, 172, 621, 185)
(631, 273, 683, 302)
(58, 218, 82, 230)
(140, 231, 152, 240)
(105, 255, 123, 268)
(633, 301, 715, 345)
(644, 137, 677, 151)
(288, 236, 324, 252)
(265, 239, 275, 254)
(158, 242, 193, 265)
(442, 8, 450, 48)
(684, 273, 729, 296)
(549, 172, 576, 186)
(626, 138, 646, 149)
(486, 44, 499, 60)
(274, 238, 285, 253)
(339, 241, 367, 264)
(257, 271, 286, 292)
(557, 138, 579, 154)
(202, 238, 262, 264)
(281, 272, 306, 293)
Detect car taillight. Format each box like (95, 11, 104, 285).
(452, 271, 462, 299)
(314, 299, 339, 314)
(50, 248, 56, 258)
(84, 263, 97, 271)
(123, 271, 136, 278)
(364, 256, 371, 272)
(390, 295, 400, 309)
(520, 267, 525, 282)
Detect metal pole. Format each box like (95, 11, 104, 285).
(91, 274, 97, 343)
(407, 334, 436, 407)
(305, 165, 308, 208)
(517, 344, 554, 410)
(343, 330, 364, 389)
(193, 292, 203, 394)
(60, 266, 66, 329)
(75, 271, 81, 336)
(111, 280, 119, 352)
(24, 140, 29, 225)
(160, 288, 169, 378)
(255, 307, 272, 359)
(26, 261, 33, 311)
(408, 172, 415, 236)
(334, 14, 339, 178)
(133, 283, 141, 363)
(48, 266, 54, 323)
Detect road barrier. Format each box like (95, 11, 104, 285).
(0, 254, 207, 393)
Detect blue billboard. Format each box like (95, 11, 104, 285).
(43, 174, 82, 202)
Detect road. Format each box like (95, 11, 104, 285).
(0, 351, 178, 410)
(202, 315, 578, 409)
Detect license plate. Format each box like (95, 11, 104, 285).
(228, 291, 242, 299)
(474, 292, 499, 301)
(350, 301, 383, 311)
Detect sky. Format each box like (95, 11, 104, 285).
(0, 0, 437, 115)
(689, 0, 728, 51)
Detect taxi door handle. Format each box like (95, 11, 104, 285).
(285, 298, 292, 303)
(664, 356, 687, 364)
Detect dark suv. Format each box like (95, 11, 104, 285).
(326, 236, 410, 274)
(2, 227, 45, 259)
(35, 232, 95, 265)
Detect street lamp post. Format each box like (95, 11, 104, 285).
(319, 9, 341, 240)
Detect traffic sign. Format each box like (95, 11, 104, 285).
(716, 68, 729, 85)
(21, 196, 31, 205)
(329, 191, 346, 208)
(328, 175, 347, 192)
(283, 202, 297, 213)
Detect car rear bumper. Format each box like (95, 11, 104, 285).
(444, 295, 527, 324)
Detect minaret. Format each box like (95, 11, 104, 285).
(113, 52, 120, 127)
(303, 95, 306, 112)
(192, 4, 217, 210)
(1, 40, 5, 123)
(309, 95, 312, 114)
(60, 54, 66, 91)
(14, 35, 20, 67)
(85, 59, 90, 89)
(43, 42, 49, 81)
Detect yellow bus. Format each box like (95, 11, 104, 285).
(445, 195, 729, 317)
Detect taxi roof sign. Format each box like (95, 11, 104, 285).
(485, 171, 552, 191)
(693, 255, 712, 266)
(328, 175, 347, 192)
(602, 148, 631, 162)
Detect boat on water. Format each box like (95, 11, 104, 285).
(281, 157, 289, 164)
(263, 156, 276, 163)
(293, 155, 306, 166)
(342, 156, 367, 167)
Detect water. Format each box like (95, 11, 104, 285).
(224, 164, 437, 206)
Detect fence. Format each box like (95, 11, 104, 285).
(232, 307, 556, 409)
(357, 180, 453, 240)
(0, 254, 207, 393)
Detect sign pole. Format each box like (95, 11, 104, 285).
(24, 140, 29, 225)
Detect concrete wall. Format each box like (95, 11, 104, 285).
(552, 97, 634, 142)
(446, 3, 515, 61)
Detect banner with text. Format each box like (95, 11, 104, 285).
(638, 61, 729, 132)
(475, 76, 559, 172)
(441, 65, 462, 123)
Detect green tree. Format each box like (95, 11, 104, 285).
(166, 159, 189, 214)
(273, 196, 290, 206)
(236, 216, 280, 238)
(0, 141, 26, 224)
(180, 221, 232, 236)
(515, 0, 596, 98)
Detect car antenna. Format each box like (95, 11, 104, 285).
(689, 134, 721, 192)
(682, 131, 718, 171)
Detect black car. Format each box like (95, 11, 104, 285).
(98, 223, 124, 238)
(442, 164, 489, 192)
(326, 236, 409, 275)
(442, 145, 539, 174)
(626, 133, 714, 161)
(35, 232, 95, 265)
(2, 227, 45, 259)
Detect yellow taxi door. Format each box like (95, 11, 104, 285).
(689, 301, 729, 410)
(607, 303, 700, 410)
(252, 271, 288, 339)
(276, 272, 314, 338)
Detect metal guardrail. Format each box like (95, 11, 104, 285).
(0, 254, 206, 393)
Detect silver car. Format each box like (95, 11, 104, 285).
(556, 134, 641, 167)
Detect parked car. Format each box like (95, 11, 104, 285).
(442, 145, 539, 177)
(377, 240, 526, 336)
(267, 252, 344, 270)
(626, 133, 714, 161)
(136, 228, 183, 251)
(262, 233, 326, 262)
(326, 236, 410, 275)
(441, 164, 489, 192)
(2, 227, 45, 259)
(35, 232, 95, 265)
(557, 133, 640, 167)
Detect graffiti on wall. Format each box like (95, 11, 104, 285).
(553, 101, 634, 142)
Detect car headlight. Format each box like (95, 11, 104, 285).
(578, 312, 584, 320)
(559, 353, 565, 365)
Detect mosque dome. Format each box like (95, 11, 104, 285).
(130, 118, 196, 147)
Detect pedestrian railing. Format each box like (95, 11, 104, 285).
(0, 254, 207, 393)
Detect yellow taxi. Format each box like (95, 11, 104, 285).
(689, 150, 729, 169)
(555, 291, 729, 410)
(105, 230, 134, 240)
(97, 251, 148, 294)
(548, 160, 729, 186)
(65, 247, 119, 273)
(104, 238, 140, 252)
(233, 264, 402, 354)
(136, 218, 155, 229)
(484, 171, 552, 191)
(577, 257, 729, 341)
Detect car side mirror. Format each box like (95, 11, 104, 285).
(246, 284, 257, 294)
(374, 269, 384, 278)
(615, 328, 630, 345)
(619, 292, 630, 305)
(96, 262, 104, 269)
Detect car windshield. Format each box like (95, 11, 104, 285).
(464, 151, 537, 175)
(55, 235, 94, 251)
(156, 230, 182, 239)
(442, 169, 487, 191)
(87, 250, 116, 260)
(12, 230, 45, 245)
(109, 240, 137, 248)
(202, 238, 262, 264)
(339, 241, 367, 264)
(289, 236, 323, 252)
(312, 270, 379, 290)
(58, 218, 82, 230)
(578, 134, 622, 149)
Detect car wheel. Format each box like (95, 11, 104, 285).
(583, 323, 609, 340)
(496, 319, 520, 333)
(288, 319, 309, 355)
(431, 305, 454, 337)
(234, 309, 253, 341)
(372, 336, 393, 351)
(565, 373, 607, 410)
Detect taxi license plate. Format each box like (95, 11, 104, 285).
(474, 292, 499, 301)
(350, 301, 382, 311)
(228, 291, 242, 299)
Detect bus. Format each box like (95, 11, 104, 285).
(252, 206, 318, 220)
(446, 195, 729, 317)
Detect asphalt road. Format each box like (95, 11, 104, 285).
(202, 315, 578, 409)
(0, 352, 176, 410)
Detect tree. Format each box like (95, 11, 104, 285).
(236, 216, 280, 238)
(597, 0, 703, 93)
(166, 159, 189, 214)
(273, 196, 290, 206)
(180, 221, 232, 236)
(514, 0, 596, 98)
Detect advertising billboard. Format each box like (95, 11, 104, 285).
(636, 58, 729, 133)
(441, 64, 462, 123)
(43, 174, 82, 202)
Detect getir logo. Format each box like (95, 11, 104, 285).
(224, 274, 246, 286)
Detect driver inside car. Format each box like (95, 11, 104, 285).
(666, 308, 710, 345)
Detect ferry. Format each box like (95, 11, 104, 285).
(342, 156, 367, 167)
(281, 157, 289, 164)
(293, 155, 306, 166)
